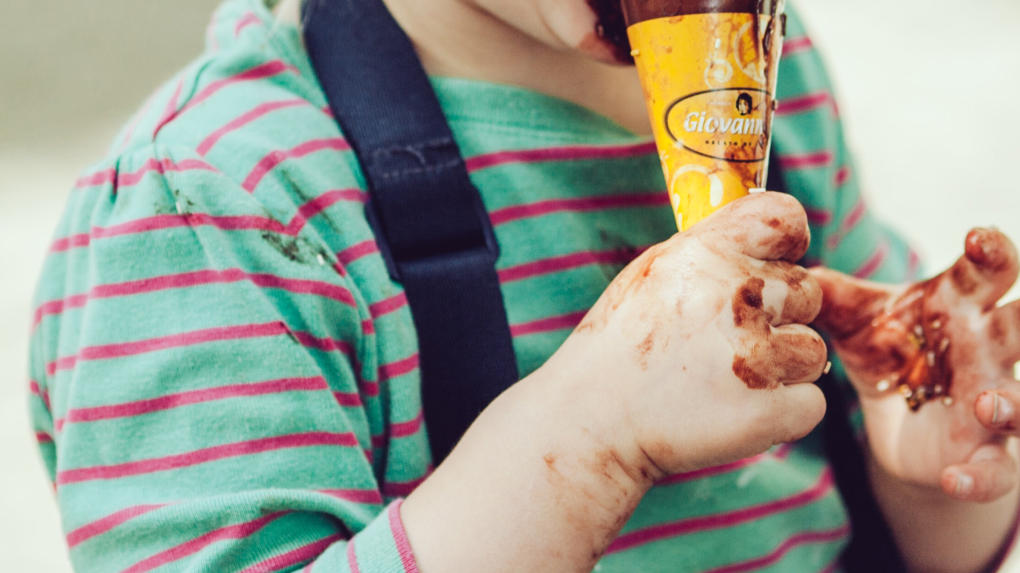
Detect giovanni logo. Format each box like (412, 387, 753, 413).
(664, 88, 770, 164)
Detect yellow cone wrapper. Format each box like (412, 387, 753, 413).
(626, 2, 785, 230)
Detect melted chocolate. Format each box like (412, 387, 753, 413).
(871, 279, 954, 410)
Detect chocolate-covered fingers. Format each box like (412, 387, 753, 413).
(941, 444, 1017, 503)
(698, 192, 810, 263)
(946, 228, 1019, 311)
(756, 261, 822, 326)
(975, 388, 1020, 434)
(734, 325, 828, 387)
(809, 267, 893, 340)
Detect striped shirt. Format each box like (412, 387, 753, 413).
(28, 1, 917, 571)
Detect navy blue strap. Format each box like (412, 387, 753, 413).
(301, 0, 519, 462)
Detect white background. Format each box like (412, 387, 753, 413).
(1, 0, 1018, 570)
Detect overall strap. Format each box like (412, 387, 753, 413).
(301, 0, 519, 463)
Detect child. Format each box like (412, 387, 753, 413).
(29, 0, 1020, 571)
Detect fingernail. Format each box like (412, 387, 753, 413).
(955, 472, 974, 498)
(993, 393, 1014, 425)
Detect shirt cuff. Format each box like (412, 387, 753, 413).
(313, 500, 420, 573)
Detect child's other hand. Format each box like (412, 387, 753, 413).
(549, 192, 828, 480)
(812, 229, 1020, 502)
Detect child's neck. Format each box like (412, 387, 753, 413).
(278, 0, 652, 135)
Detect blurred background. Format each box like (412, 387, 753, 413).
(1, 0, 1018, 570)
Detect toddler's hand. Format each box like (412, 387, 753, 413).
(813, 229, 1020, 501)
(548, 192, 828, 479)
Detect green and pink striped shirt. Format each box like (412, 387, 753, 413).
(29, 1, 917, 571)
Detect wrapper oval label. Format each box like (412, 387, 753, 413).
(664, 88, 771, 164)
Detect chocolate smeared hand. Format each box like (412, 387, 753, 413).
(811, 228, 1020, 412)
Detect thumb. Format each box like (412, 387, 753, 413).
(809, 267, 892, 340)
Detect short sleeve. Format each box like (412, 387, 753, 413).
(29, 144, 421, 572)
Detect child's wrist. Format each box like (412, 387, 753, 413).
(524, 356, 662, 491)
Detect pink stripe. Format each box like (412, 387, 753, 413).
(391, 410, 425, 439)
(336, 240, 380, 266)
(389, 500, 420, 573)
(852, 241, 889, 279)
(74, 157, 217, 192)
(117, 158, 218, 188)
(361, 319, 376, 336)
(291, 331, 355, 356)
(465, 141, 658, 172)
(369, 293, 408, 319)
(242, 137, 351, 192)
(379, 354, 420, 382)
(360, 380, 381, 398)
(36, 432, 54, 444)
(67, 504, 167, 548)
(488, 192, 669, 226)
(777, 151, 834, 170)
(834, 165, 852, 187)
(233, 12, 261, 36)
(35, 270, 356, 326)
(152, 79, 185, 138)
(803, 207, 833, 226)
(776, 91, 836, 117)
(58, 432, 358, 485)
(320, 489, 384, 505)
(197, 99, 306, 155)
(63, 377, 327, 427)
(249, 273, 357, 306)
(284, 188, 368, 235)
(333, 391, 363, 407)
(48, 323, 290, 375)
(782, 36, 814, 56)
(658, 454, 768, 486)
(606, 468, 834, 554)
(510, 311, 588, 337)
(907, 249, 922, 280)
(29, 380, 51, 410)
(499, 248, 642, 283)
(121, 513, 285, 573)
(383, 476, 427, 498)
(773, 443, 795, 460)
(48, 356, 77, 376)
(182, 61, 297, 117)
(238, 533, 344, 573)
(347, 539, 361, 573)
(50, 213, 284, 254)
(840, 197, 867, 234)
(75, 168, 117, 189)
(826, 197, 867, 250)
(701, 525, 850, 573)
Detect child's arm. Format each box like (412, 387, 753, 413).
(812, 231, 1020, 572)
(402, 192, 829, 572)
